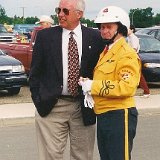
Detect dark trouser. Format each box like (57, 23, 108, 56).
(97, 107, 138, 160)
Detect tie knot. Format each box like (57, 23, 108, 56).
(70, 31, 74, 36)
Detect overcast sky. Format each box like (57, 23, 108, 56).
(0, 0, 160, 20)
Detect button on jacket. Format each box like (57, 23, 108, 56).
(91, 38, 141, 114)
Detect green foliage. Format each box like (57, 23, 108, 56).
(129, 7, 157, 28)
(0, 5, 8, 24)
(0, 5, 6, 16)
(25, 17, 39, 24)
(52, 15, 59, 25)
(153, 13, 160, 25)
(80, 18, 97, 27)
(13, 15, 24, 24)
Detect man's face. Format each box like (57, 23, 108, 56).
(56, 0, 83, 30)
(40, 22, 52, 28)
(100, 23, 118, 40)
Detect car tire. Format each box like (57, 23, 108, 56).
(7, 87, 21, 95)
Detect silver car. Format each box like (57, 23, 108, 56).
(136, 26, 160, 41)
(0, 49, 27, 95)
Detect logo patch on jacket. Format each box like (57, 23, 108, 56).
(99, 80, 115, 96)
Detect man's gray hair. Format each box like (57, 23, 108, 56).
(75, 0, 85, 12)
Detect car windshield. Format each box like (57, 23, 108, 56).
(0, 25, 8, 33)
(136, 29, 151, 34)
(139, 36, 160, 53)
(14, 24, 37, 33)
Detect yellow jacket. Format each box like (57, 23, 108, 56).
(91, 38, 141, 114)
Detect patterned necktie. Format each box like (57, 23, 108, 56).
(68, 31, 80, 97)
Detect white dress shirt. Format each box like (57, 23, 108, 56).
(62, 24, 82, 95)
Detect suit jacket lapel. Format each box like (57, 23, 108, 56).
(50, 26, 63, 81)
(81, 26, 90, 68)
(82, 26, 88, 55)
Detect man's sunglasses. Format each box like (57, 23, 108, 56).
(55, 7, 79, 15)
(55, 7, 71, 15)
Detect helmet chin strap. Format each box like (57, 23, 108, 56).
(103, 31, 118, 46)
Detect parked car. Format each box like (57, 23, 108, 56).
(0, 24, 17, 43)
(0, 26, 43, 75)
(136, 34, 160, 82)
(136, 26, 160, 41)
(13, 24, 37, 37)
(0, 49, 27, 95)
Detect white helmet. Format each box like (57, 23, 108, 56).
(94, 6, 130, 29)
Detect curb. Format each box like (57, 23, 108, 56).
(0, 95, 160, 127)
(0, 103, 35, 127)
(0, 117, 35, 127)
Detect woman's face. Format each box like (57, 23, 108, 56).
(100, 23, 118, 40)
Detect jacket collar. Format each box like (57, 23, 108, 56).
(95, 37, 127, 68)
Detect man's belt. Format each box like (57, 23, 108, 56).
(59, 95, 81, 101)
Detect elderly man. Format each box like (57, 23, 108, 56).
(29, 0, 104, 159)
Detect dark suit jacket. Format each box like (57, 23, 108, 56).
(29, 25, 104, 125)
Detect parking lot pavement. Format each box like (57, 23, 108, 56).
(135, 94, 160, 109)
(0, 94, 160, 126)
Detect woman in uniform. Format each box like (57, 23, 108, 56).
(79, 6, 141, 160)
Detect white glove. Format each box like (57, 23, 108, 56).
(84, 93, 94, 109)
(79, 79, 93, 93)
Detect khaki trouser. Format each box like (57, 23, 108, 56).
(35, 98, 95, 160)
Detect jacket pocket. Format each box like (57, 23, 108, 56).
(97, 61, 116, 74)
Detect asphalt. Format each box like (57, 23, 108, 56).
(0, 94, 160, 126)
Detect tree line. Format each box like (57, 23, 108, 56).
(0, 5, 160, 28)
